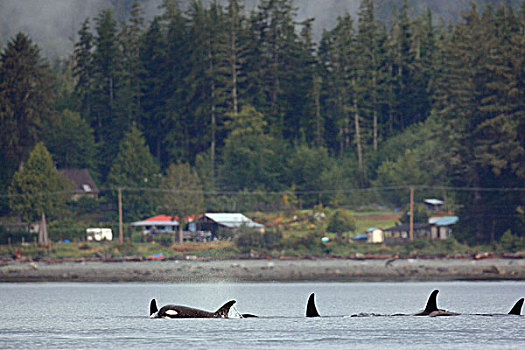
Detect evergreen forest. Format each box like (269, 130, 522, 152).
(0, 0, 524, 245)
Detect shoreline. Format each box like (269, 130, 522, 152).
(1, 258, 525, 282)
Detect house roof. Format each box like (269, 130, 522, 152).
(384, 223, 430, 232)
(429, 216, 459, 226)
(424, 198, 444, 206)
(58, 169, 99, 194)
(131, 215, 179, 226)
(203, 213, 264, 228)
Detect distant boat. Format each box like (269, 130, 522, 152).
(147, 253, 165, 260)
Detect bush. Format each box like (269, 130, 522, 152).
(263, 228, 283, 250)
(235, 228, 264, 253)
(155, 233, 173, 247)
(498, 230, 524, 253)
(131, 231, 143, 243)
(282, 231, 323, 251)
(48, 221, 85, 242)
(326, 209, 356, 241)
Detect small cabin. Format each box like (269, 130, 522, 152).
(366, 227, 384, 243)
(429, 216, 458, 240)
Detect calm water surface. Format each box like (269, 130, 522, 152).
(1, 281, 524, 349)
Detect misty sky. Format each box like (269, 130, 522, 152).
(0, 0, 363, 59)
(0, 0, 512, 59)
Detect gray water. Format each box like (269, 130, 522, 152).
(1, 281, 524, 349)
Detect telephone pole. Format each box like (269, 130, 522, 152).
(118, 188, 123, 244)
(409, 186, 414, 241)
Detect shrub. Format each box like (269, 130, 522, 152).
(131, 231, 143, 243)
(499, 230, 524, 253)
(326, 209, 356, 241)
(235, 228, 264, 253)
(155, 233, 173, 247)
(263, 228, 283, 250)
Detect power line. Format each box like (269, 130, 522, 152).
(1, 185, 524, 198)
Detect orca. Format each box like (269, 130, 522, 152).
(306, 293, 320, 317)
(507, 298, 523, 315)
(150, 298, 236, 318)
(414, 290, 459, 316)
(476, 297, 525, 316)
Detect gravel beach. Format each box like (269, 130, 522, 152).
(1, 258, 525, 282)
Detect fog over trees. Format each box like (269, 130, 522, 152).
(1, 0, 521, 57)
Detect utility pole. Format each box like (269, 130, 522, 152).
(118, 188, 123, 244)
(409, 186, 414, 241)
(39, 212, 49, 246)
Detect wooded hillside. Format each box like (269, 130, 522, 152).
(0, 0, 523, 244)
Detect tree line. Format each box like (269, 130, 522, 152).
(0, 0, 523, 244)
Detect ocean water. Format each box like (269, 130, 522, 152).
(0, 281, 524, 349)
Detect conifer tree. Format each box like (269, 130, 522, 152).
(155, 0, 190, 167)
(107, 123, 161, 221)
(140, 16, 168, 164)
(43, 109, 98, 173)
(92, 9, 125, 178)
(0, 33, 54, 189)
(318, 13, 355, 156)
(386, 0, 416, 131)
(117, 1, 145, 126)
(8, 142, 71, 222)
(219, 105, 283, 191)
(356, 0, 379, 152)
(73, 18, 94, 121)
(247, 0, 301, 140)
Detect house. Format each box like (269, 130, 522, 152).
(130, 215, 179, 235)
(196, 213, 265, 236)
(366, 227, 384, 243)
(424, 198, 444, 211)
(58, 169, 100, 200)
(429, 216, 458, 240)
(383, 223, 431, 244)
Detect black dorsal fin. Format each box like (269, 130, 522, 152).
(508, 298, 524, 315)
(424, 290, 439, 314)
(150, 299, 158, 316)
(306, 293, 320, 317)
(214, 300, 236, 318)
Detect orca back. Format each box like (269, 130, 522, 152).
(414, 290, 440, 316)
(306, 293, 320, 317)
(214, 300, 236, 318)
(150, 299, 158, 316)
(423, 290, 439, 314)
(508, 298, 524, 315)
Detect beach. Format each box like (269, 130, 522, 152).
(1, 258, 524, 282)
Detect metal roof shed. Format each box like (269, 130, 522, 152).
(197, 213, 265, 236)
